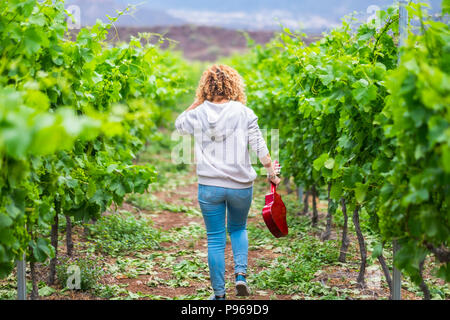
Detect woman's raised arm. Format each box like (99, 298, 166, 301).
(174, 99, 202, 135)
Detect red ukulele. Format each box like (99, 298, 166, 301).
(262, 161, 288, 238)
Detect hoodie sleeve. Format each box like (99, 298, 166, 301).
(175, 109, 198, 135)
(247, 109, 270, 159)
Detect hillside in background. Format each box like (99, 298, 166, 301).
(66, 0, 443, 31)
(65, 0, 443, 61)
(69, 25, 320, 61)
(127, 26, 320, 61)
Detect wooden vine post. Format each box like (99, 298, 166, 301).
(16, 253, 26, 300)
(392, 0, 408, 301)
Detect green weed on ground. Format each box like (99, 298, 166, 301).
(86, 212, 161, 257)
(127, 193, 201, 217)
(247, 215, 341, 298)
(56, 256, 104, 291)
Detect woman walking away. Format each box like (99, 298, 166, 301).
(175, 64, 281, 300)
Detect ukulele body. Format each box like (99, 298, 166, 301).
(262, 182, 288, 238)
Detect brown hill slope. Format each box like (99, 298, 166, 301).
(112, 25, 321, 61)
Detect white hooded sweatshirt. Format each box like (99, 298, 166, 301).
(175, 100, 269, 189)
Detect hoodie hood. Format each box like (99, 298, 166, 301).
(197, 100, 243, 142)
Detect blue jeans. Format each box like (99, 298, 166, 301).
(198, 184, 253, 296)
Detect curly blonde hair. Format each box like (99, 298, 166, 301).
(195, 64, 247, 105)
